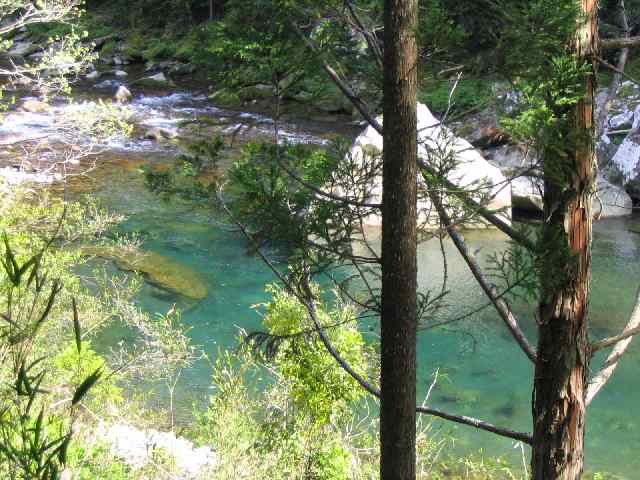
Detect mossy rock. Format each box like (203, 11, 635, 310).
(434, 382, 482, 409)
(618, 85, 638, 98)
(238, 84, 274, 101)
(81, 246, 208, 300)
(209, 89, 242, 107)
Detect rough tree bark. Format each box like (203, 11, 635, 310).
(531, 1, 598, 479)
(380, 0, 418, 478)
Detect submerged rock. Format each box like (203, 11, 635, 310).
(169, 63, 196, 76)
(81, 246, 208, 300)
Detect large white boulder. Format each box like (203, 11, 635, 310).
(511, 176, 543, 213)
(510, 174, 632, 218)
(596, 175, 633, 218)
(97, 422, 217, 479)
(347, 103, 511, 228)
(611, 131, 640, 181)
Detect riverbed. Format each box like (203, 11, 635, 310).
(2, 72, 639, 477)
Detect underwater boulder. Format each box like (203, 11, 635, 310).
(82, 246, 208, 300)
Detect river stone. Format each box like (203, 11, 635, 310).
(97, 422, 217, 478)
(135, 72, 174, 87)
(611, 131, 640, 182)
(81, 246, 209, 300)
(7, 41, 39, 57)
(93, 33, 119, 49)
(511, 176, 543, 213)
(608, 108, 635, 131)
(239, 84, 275, 101)
(346, 102, 512, 228)
(596, 175, 633, 218)
(115, 85, 132, 103)
(86, 70, 101, 81)
(510, 174, 631, 218)
(20, 99, 49, 113)
(169, 62, 196, 76)
(114, 69, 128, 78)
(11, 31, 30, 43)
(144, 127, 177, 141)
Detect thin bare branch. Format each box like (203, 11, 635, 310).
(344, 0, 383, 70)
(218, 184, 532, 445)
(601, 35, 640, 51)
(423, 173, 537, 363)
(586, 287, 640, 405)
(597, 57, 640, 89)
(277, 157, 382, 208)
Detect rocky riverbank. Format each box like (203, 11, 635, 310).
(3, 24, 639, 221)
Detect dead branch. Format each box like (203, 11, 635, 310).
(423, 173, 537, 363)
(586, 287, 640, 405)
(217, 184, 533, 445)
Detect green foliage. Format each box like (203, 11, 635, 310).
(228, 141, 337, 246)
(0, 239, 100, 479)
(53, 341, 123, 407)
(260, 284, 369, 423)
(143, 38, 178, 60)
(193, 346, 359, 480)
(499, 0, 578, 76)
(503, 55, 592, 166)
(192, 331, 522, 479)
(419, 77, 493, 114)
(144, 136, 224, 199)
(66, 442, 132, 480)
(26, 22, 74, 40)
(0, 188, 200, 477)
(418, 0, 469, 62)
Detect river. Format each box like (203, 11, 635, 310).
(1, 72, 639, 477)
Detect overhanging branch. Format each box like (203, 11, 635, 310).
(586, 287, 640, 405)
(217, 186, 533, 445)
(423, 173, 537, 363)
(601, 35, 640, 51)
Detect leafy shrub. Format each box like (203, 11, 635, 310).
(228, 141, 337, 246)
(259, 284, 369, 424)
(419, 78, 493, 115)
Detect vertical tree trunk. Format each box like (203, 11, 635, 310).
(380, 0, 418, 478)
(532, 1, 598, 479)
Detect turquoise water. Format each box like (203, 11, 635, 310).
(23, 82, 632, 476)
(86, 153, 640, 477)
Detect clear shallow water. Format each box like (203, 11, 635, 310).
(89, 154, 640, 477)
(5, 80, 640, 477)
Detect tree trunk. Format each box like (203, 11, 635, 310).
(532, 1, 598, 479)
(380, 0, 418, 479)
